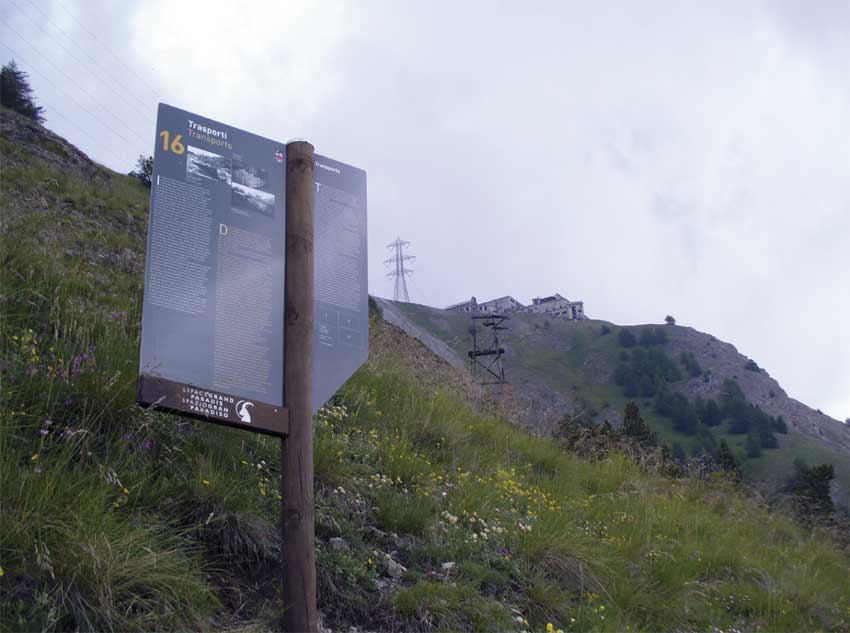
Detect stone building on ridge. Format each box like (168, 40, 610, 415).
(526, 293, 584, 320)
(446, 292, 586, 320)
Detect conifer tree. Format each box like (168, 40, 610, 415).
(1, 60, 44, 123)
(716, 439, 741, 478)
(623, 401, 656, 445)
(129, 155, 154, 187)
(745, 432, 762, 458)
(789, 460, 835, 515)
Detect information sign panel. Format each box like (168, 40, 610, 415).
(138, 103, 288, 435)
(313, 155, 368, 412)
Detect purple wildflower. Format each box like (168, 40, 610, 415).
(43, 419, 53, 426)
(39, 428, 48, 436)
(142, 438, 153, 451)
(64, 399, 72, 407)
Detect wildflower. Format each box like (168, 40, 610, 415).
(202, 479, 210, 486)
(39, 429, 48, 436)
(122, 488, 130, 495)
(547, 623, 554, 632)
(142, 438, 152, 451)
(43, 419, 53, 426)
(30, 453, 39, 462)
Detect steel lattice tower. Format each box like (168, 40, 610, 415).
(384, 238, 415, 302)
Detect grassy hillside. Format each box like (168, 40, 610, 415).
(380, 300, 850, 509)
(2, 109, 849, 632)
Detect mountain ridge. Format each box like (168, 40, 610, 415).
(374, 297, 849, 507)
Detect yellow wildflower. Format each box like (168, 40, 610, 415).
(202, 479, 210, 486)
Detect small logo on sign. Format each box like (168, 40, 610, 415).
(274, 149, 284, 163)
(235, 400, 254, 423)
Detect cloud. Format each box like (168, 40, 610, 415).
(13, 1, 847, 419)
(128, 0, 352, 139)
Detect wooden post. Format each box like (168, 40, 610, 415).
(282, 140, 317, 632)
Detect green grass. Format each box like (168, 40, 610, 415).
(330, 359, 849, 632)
(744, 431, 850, 488)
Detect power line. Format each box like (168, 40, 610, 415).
(1, 25, 151, 149)
(10, 0, 156, 126)
(0, 42, 131, 167)
(384, 238, 415, 302)
(0, 42, 143, 167)
(53, 0, 165, 103)
(19, 0, 161, 114)
(407, 274, 432, 307)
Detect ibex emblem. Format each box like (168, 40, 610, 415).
(235, 400, 254, 423)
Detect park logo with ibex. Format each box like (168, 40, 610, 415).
(235, 400, 254, 423)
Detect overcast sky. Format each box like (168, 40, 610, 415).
(2, 1, 848, 420)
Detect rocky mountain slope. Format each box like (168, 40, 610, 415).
(376, 299, 850, 506)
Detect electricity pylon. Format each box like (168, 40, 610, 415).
(384, 238, 415, 302)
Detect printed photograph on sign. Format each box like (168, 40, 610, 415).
(231, 181, 275, 217)
(232, 153, 269, 190)
(187, 145, 231, 185)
